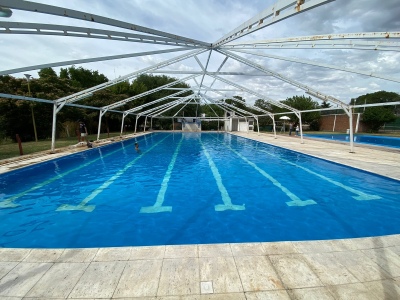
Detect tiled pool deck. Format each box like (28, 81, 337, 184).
(0, 132, 399, 299)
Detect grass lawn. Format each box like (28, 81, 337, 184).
(0, 132, 123, 161)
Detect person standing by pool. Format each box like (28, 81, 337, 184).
(79, 120, 88, 142)
(295, 125, 299, 136)
(289, 123, 293, 135)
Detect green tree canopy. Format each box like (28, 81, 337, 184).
(355, 91, 399, 132)
(280, 95, 321, 129)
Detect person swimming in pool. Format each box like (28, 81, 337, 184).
(135, 142, 141, 153)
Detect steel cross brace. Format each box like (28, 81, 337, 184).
(213, 0, 335, 47)
(208, 73, 296, 111)
(218, 49, 348, 110)
(54, 48, 207, 105)
(230, 49, 400, 84)
(103, 74, 199, 110)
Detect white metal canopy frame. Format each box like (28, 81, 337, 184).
(0, 0, 399, 153)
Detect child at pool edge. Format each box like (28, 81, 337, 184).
(295, 125, 299, 136)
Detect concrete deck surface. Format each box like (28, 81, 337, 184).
(0, 131, 399, 299)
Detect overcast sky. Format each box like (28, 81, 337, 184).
(1, 0, 399, 105)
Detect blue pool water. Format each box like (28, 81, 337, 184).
(0, 132, 399, 248)
(304, 133, 400, 149)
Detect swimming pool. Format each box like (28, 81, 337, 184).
(0, 132, 399, 248)
(304, 133, 400, 149)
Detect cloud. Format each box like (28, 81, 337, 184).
(0, 0, 399, 107)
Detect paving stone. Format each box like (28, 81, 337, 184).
(333, 250, 391, 281)
(328, 282, 381, 300)
(361, 247, 400, 277)
(364, 279, 400, 299)
(269, 254, 322, 289)
(23, 249, 64, 262)
(0, 262, 52, 297)
(25, 262, 88, 298)
(157, 258, 200, 296)
(287, 287, 335, 299)
(164, 245, 198, 258)
(0, 262, 18, 280)
(56, 248, 98, 263)
(198, 244, 233, 257)
(0, 249, 30, 262)
(235, 256, 283, 291)
(302, 252, 359, 285)
(130, 245, 165, 260)
(200, 257, 242, 293)
(261, 242, 298, 255)
(245, 290, 291, 300)
(93, 247, 131, 261)
(68, 261, 126, 298)
(113, 259, 162, 298)
(230, 243, 265, 256)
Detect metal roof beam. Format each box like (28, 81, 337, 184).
(55, 48, 206, 105)
(213, 0, 334, 47)
(208, 72, 295, 111)
(104, 74, 198, 110)
(223, 31, 400, 46)
(218, 49, 348, 109)
(222, 41, 400, 52)
(124, 90, 189, 114)
(0, 22, 199, 47)
(1, 0, 210, 47)
(231, 49, 400, 84)
(149, 71, 270, 76)
(0, 47, 193, 76)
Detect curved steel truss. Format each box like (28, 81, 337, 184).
(0, 0, 399, 153)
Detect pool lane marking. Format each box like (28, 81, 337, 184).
(140, 135, 184, 213)
(57, 134, 171, 213)
(0, 143, 135, 209)
(215, 137, 316, 207)
(259, 149, 381, 201)
(200, 139, 245, 212)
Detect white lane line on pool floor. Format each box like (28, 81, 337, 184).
(216, 137, 316, 207)
(57, 134, 171, 212)
(140, 136, 184, 213)
(200, 139, 245, 212)
(0, 143, 131, 209)
(259, 149, 381, 201)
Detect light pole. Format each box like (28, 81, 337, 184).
(24, 74, 38, 142)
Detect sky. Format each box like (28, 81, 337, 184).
(1, 0, 399, 106)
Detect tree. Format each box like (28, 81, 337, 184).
(355, 91, 399, 132)
(281, 95, 321, 130)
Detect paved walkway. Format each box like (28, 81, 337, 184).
(0, 132, 399, 299)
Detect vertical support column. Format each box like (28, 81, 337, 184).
(120, 113, 126, 136)
(349, 108, 354, 153)
(51, 103, 58, 153)
(256, 116, 260, 136)
(97, 109, 105, 141)
(51, 102, 65, 153)
(150, 117, 153, 130)
(272, 116, 277, 139)
(333, 114, 337, 132)
(144, 116, 148, 132)
(298, 112, 304, 144)
(172, 118, 174, 131)
(134, 115, 139, 134)
(355, 113, 361, 133)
